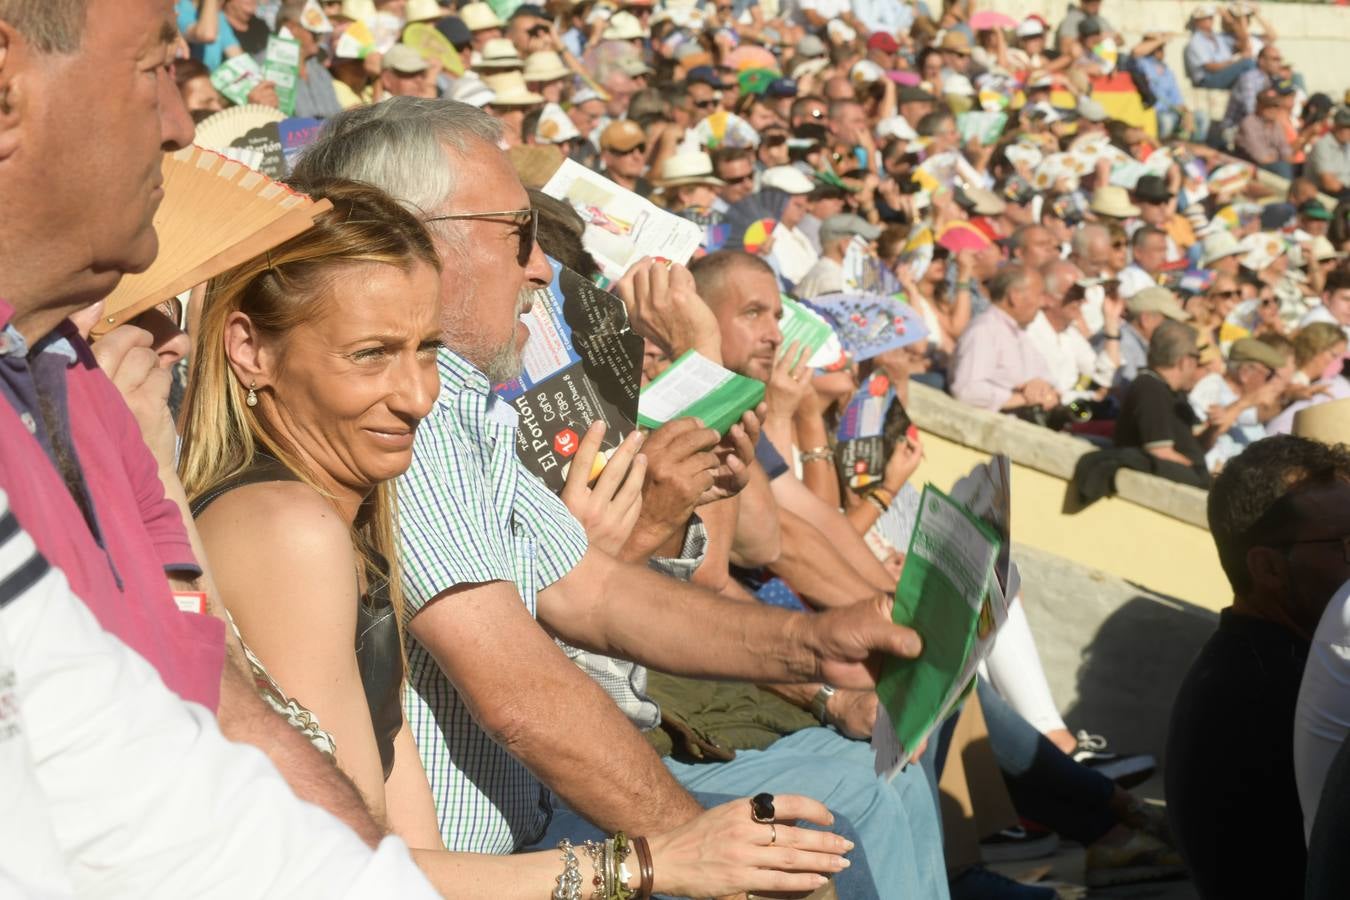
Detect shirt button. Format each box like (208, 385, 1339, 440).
(19, 412, 36, 434)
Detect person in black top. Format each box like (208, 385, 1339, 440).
(1113, 318, 1210, 487)
(224, 0, 272, 59)
(1165, 436, 1350, 900)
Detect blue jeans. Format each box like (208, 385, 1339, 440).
(975, 680, 1117, 844)
(665, 726, 950, 900)
(523, 785, 880, 899)
(1194, 57, 1255, 90)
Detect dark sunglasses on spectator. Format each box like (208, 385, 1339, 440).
(528, 24, 550, 36)
(1260, 297, 1279, 307)
(425, 207, 538, 267)
(722, 173, 754, 185)
(1209, 289, 1240, 299)
(611, 142, 647, 155)
(1111, 240, 1127, 249)
(694, 97, 721, 110)
(763, 132, 788, 146)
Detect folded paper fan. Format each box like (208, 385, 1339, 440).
(91, 145, 333, 336)
(193, 104, 287, 153)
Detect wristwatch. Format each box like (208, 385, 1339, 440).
(810, 685, 837, 724)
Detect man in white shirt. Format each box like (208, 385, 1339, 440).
(1027, 261, 1118, 402)
(1189, 337, 1288, 472)
(0, 489, 438, 899)
(1117, 225, 1169, 298)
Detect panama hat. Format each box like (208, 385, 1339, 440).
(460, 2, 503, 31)
(482, 71, 545, 106)
(405, 0, 447, 23)
(523, 50, 571, 82)
(1200, 230, 1244, 267)
(602, 11, 649, 40)
(1089, 185, 1141, 219)
(658, 151, 725, 189)
(475, 37, 524, 70)
(1294, 398, 1350, 445)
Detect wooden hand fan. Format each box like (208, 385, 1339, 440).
(92, 145, 332, 336)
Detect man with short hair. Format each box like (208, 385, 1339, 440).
(711, 146, 756, 207)
(795, 214, 880, 299)
(1008, 224, 1059, 269)
(1307, 108, 1350, 200)
(949, 264, 1059, 412)
(1189, 337, 1288, 472)
(1117, 226, 1169, 298)
(566, 87, 606, 145)
(1167, 436, 1350, 898)
(1223, 43, 1284, 131)
(294, 99, 924, 870)
(897, 85, 937, 129)
(1299, 267, 1350, 342)
(1183, 3, 1255, 90)
(1236, 89, 1294, 179)
(1028, 261, 1118, 401)
(1111, 319, 1209, 485)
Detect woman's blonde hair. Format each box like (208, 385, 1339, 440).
(179, 177, 441, 634)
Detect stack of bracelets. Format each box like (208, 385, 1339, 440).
(553, 833, 654, 900)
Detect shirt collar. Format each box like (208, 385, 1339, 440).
(436, 346, 491, 396)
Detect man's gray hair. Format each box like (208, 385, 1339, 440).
(0, 0, 87, 53)
(292, 98, 503, 224)
(1147, 319, 1198, 369)
(1040, 259, 1081, 300)
(1071, 222, 1109, 260)
(988, 263, 1033, 304)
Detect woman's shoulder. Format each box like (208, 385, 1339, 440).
(197, 480, 355, 571)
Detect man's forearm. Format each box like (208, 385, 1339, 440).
(771, 477, 894, 592)
(729, 467, 781, 568)
(215, 649, 385, 847)
(771, 509, 880, 608)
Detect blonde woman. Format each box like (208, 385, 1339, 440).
(179, 178, 852, 898)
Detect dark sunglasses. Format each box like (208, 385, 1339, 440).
(693, 97, 721, 109)
(425, 207, 538, 267)
(763, 132, 788, 147)
(1209, 289, 1240, 299)
(1259, 297, 1279, 307)
(723, 173, 754, 185)
(527, 24, 551, 37)
(1111, 240, 1127, 249)
(610, 142, 647, 155)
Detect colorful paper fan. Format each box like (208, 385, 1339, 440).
(970, 10, 1017, 30)
(726, 45, 778, 72)
(723, 189, 788, 253)
(404, 22, 464, 75)
(936, 221, 991, 253)
(739, 218, 776, 253)
(690, 110, 760, 150)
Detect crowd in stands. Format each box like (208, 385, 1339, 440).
(4, 0, 1350, 898)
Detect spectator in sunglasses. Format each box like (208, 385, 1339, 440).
(598, 119, 655, 197)
(711, 147, 757, 207)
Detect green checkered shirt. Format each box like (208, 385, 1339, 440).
(397, 348, 588, 854)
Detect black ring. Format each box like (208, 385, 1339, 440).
(751, 792, 776, 823)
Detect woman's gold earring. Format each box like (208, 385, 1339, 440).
(246, 381, 258, 408)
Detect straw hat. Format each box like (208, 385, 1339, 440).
(1089, 185, 1141, 219)
(1294, 398, 1350, 445)
(602, 10, 648, 40)
(460, 1, 503, 31)
(1200, 230, 1243, 267)
(658, 151, 725, 189)
(475, 37, 524, 70)
(937, 31, 972, 54)
(448, 74, 495, 107)
(534, 102, 581, 143)
(482, 71, 545, 106)
(405, 0, 447, 23)
(340, 0, 377, 20)
(523, 50, 571, 82)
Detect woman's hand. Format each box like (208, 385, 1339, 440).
(647, 794, 853, 898)
(882, 433, 923, 493)
(560, 421, 646, 555)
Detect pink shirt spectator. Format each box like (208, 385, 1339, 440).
(0, 301, 224, 709)
(949, 304, 1055, 411)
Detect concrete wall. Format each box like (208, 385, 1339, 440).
(905, 383, 1232, 611)
(989, 0, 1350, 96)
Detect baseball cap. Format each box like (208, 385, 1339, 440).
(1229, 337, 1288, 371)
(382, 43, 429, 73)
(761, 165, 816, 194)
(1190, 3, 1218, 20)
(867, 32, 900, 54)
(571, 86, 604, 105)
(686, 65, 723, 87)
(767, 77, 798, 98)
(1127, 286, 1190, 321)
(1015, 17, 1046, 38)
(1299, 199, 1333, 222)
(820, 214, 882, 245)
(599, 119, 646, 151)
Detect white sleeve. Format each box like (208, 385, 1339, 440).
(0, 497, 439, 900)
(1294, 580, 1350, 842)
